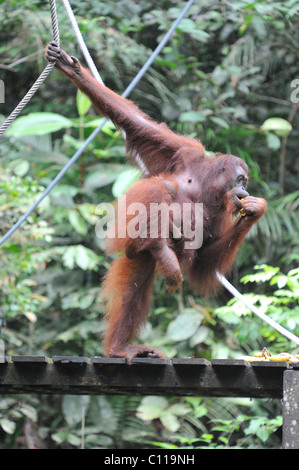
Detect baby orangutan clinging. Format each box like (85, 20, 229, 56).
(46, 42, 267, 362)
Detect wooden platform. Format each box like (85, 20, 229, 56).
(0, 355, 297, 397)
(1, 356, 299, 448)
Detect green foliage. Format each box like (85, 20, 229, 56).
(166, 308, 204, 342)
(76, 90, 92, 117)
(6, 113, 74, 136)
(137, 396, 189, 433)
(0, 0, 298, 450)
(261, 117, 293, 137)
(215, 265, 299, 352)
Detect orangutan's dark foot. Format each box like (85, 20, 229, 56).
(108, 345, 166, 363)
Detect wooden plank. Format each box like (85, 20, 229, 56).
(0, 356, 289, 398)
(172, 358, 210, 366)
(131, 358, 171, 366)
(211, 359, 249, 368)
(282, 370, 299, 449)
(250, 360, 289, 368)
(10, 356, 50, 363)
(90, 357, 126, 365)
(52, 356, 90, 364)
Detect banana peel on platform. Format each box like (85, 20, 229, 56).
(240, 347, 299, 364)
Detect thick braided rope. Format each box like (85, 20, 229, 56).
(0, 63, 54, 137)
(0, 0, 59, 137)
(50, 0, 60, 45)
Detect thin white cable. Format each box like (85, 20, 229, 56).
(61, 0, 104, 84)
(217, 272, 299, 345)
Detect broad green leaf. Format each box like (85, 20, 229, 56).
(266, 132, 281, 150)
(68, 210, 88, 236)
(161, 412, 180, 432)
(179, 111, 206, 123)
(93, 146, 126, 159)
(190, 325, 210, 346)
(61, 293, 95, 310)
(62, 246, 77, 270)
(275, 274, 288, 289)
(78, 203, 98, 225)
(167, 403, 189, 416)
(12, 160, 30, 177)
(76, 90, 92, 116)
(257, 427, 271, 442)
(6, 113, 72, 136)
(49, 184, 79, 208)
(214, 306, 241, 325)
(261, 118, 292, 137)
(212, 66, 229, 86)
(83, 165, 123, 192)
(112, 168, 141, 197)
(0, 418, 16, 434)
(166, 309, 203, 341)
(210, 116, 229, 129)
(244, 417, 264, 436)
(62, 245, 99, 271)
(83, 171, 116, 191)
(76, 245, 99, 270)
(50, 185, 79, 199)
(137, 396, 168, 420)
(17, 403, 37, 422)
(87, 119, 116, 135)
(90, 396, 118, 433)
(177, 19, 210, 43)
(76, 245, 91, 270)
(52, 432, 81, 446)
(62, 395, 90, 426)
